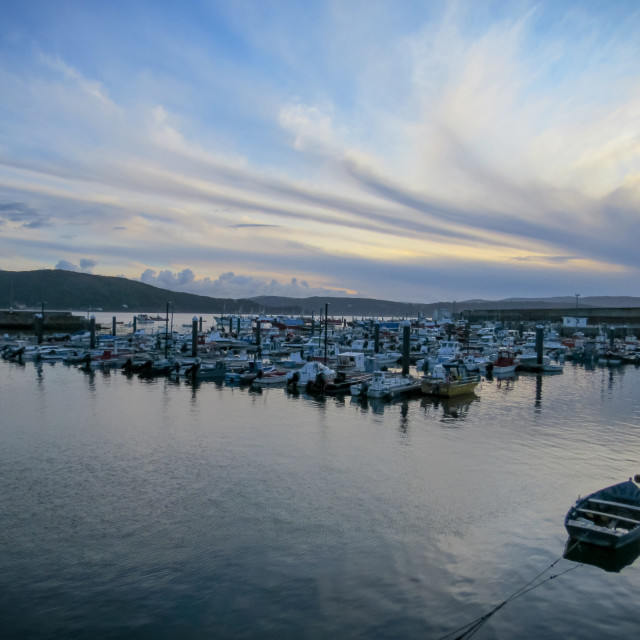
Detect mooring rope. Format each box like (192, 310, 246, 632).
(437, 541, 584, 640)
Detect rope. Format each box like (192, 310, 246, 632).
(437, 543, 584, 640)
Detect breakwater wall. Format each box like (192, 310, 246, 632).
(0, 310, 88, 332)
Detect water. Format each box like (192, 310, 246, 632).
(1, 350, 640, 639)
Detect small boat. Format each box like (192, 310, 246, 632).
(251, 366, 290, 386)
(323, 371, 372, 395)
(517, 351, 564, 373)
(564, 476, 640, 548)
(421, 361, 481, 397)
(170, 359, 228, 380)
(285, 361, 336, 390)
(488, 348, 519, 375)
(350, 370, 420, 399)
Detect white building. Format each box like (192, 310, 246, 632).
(562, 316, 588, 328)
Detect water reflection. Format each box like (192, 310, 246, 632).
(420, 394, 478, 423)
(563, 538, 640, 573)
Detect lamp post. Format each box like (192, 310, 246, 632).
(575, 293, 580, 309)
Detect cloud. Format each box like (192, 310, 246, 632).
(0, 202, 50, 228)
(139, 268, 352, 299)
(55, 258, 97, 273)
(1, 3, 640, 302)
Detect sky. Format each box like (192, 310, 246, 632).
(1, 0, 639, 303)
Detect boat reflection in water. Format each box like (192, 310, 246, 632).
(563, 537, 640, 573)
(420, 394, 479, 423)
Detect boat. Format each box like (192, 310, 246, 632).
(421, 361, 481, 397)
(564, 476, 640, 548)
(285, 361, 336, 391)
(251, 366, 290, 386)
(516, 351, 563, 373)
(488, 348, 519, 375)
(170, 359, 228, 381)
(323, 371, 372, 395)
(350, 370, 420, 399)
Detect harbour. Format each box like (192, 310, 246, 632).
(2, 312, 640, 638)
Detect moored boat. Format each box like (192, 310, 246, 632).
(421, 361, 481, 397)
(489, 348, 519, 376)
(517, 351, 563, 373)
(350, 370, 420, 399)
(564, 476, 640, 548)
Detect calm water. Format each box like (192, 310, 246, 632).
(2, 346, 640, 638)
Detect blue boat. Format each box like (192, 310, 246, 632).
(565, 476, 640, 548)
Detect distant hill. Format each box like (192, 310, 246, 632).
(1, 269, 639, 316)
(0, 269, 256, 314)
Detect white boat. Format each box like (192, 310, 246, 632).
(350, 370, 420, 398)
(285, 361, 336, 389)
(517, 351, 563, 373)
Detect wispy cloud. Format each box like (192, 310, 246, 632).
(0, 1, 639, 301)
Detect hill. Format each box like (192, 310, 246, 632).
(0, 269, 256, 314)
(1, 269, 639, 316)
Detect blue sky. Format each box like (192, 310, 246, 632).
(1, 0, 639, 302)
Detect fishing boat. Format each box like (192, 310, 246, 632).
(350, 370, 420, 399)
(421, 361, 481, 397)
(564, 476, 640, 548)
(489, 348, 519, 375)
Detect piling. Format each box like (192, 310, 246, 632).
(133, 316, 137, 333)
(34, 313, 43, 344)
(374, 323, 380, 354)
(402, 323, 410, 376)
(256, 319, 262, 356)
(191, 316, 198, 357)
(165, 303, 170, 358)
(535, 325, 544, 365)
(324, 303, 329, 365)
(199, 316, 203, 332)
(112, 316, 117, 337)
(90, 315, 96, 349)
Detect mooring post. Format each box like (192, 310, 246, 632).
(374, 323, 380, 354)
(133, 316, 137, 333)
(191, 316, 198, 357)
(324, 303, 329, 365)
(402, 323, 411, 376)
(535, 325, 544, 365)
(90, 315, 96, 349)
(165, 302, 169, 358)
(34, 313, 43, 345)
(112, 316, 117, 337)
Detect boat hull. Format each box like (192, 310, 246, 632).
(421, 378, 480, 397)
